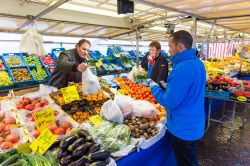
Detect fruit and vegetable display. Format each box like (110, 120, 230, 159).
(24, 56, 42, 66)
(0, 71, 13, 87)
(51, 129, 112, 166)
(40, 56, 55, 65)
(11, 68, 32, 82)
(85, 90, 110, 113)
(124, 117, 158, 140)
(5, 56, 24, 67)
(30, 67, 49, 81)
(0, 59, 5, 70)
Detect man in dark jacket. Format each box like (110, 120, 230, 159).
(48, 39, 91, 89)
(141, 41, 169, 86)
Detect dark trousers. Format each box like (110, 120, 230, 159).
(169, 132, 199, 166)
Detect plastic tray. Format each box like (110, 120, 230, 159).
(51, 48, 65, 61)
(205, 90, 231, 100)
(2, 53, 26, 68)
(28, 65, 51, 84)
(9, 66, 36, 88)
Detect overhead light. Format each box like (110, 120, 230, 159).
(148, 26, 165, 32)
(50, 1, 125, 18)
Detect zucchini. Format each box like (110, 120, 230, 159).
(68, 138, 85, 151)
(77, 130, 91, 138)
(0, 154, 19, 166)
(0, 154, 10, 163)
(60, 155, 73, 166)
(68, 156, 88, 166)
(90, 160, 110, 166)
(3, 149, 17, 156)
(88, 144, 101, 154)
(87, 150, 110, 161)
(9, 161, 22, 166)
(72, 143, 91, 158)
(59, 135, 78, 149)
(57, 149, 71, 159)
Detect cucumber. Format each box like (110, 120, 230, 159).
(87, 150, 110, 162)
(0, 154, 19, 166)
(68, 138, 85, 151)
(59, 135, 78, 149)
(72, 143, 91, 158)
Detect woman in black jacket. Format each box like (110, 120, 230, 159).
(141, 41, 169, 86)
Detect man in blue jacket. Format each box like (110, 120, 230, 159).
(151, 30, 206, 166)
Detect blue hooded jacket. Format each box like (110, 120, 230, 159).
(151, 48, 206, 141)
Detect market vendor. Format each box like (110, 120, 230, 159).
(141, 41, 169, 86)
(150, 31, 206, 166)
(48, 39, 91, 89)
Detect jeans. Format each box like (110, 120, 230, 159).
(169, 132, 199, 166)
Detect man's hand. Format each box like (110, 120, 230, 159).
(77, 62, 88, 72)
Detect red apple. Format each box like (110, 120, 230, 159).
(48, 124, 58, 133)
(34, 102, 44, 109)
(31, 130, 40, 138)
(40, 99, 48, 105)
(0, 123, 5, 132)
(3, 124, 13, 132)
(54, 127, 65, 135)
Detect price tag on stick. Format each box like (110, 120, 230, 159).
(30, 129, 56, 155)
(61, 86, 80, 104)
(89, 115, 103, 127)
(34, 108, 56, 132)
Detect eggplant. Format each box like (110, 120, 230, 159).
(49, 139, 61, 149)
(87, 150, 110, 161)
(72, 143, 91, 158)
(89, 160, 110, 166)
(57, 149, 71, 159)
(60, 155, 73, 166)
(77, 129, 91, 138)
(68, 156, 89, 166)
(88, 144, 101, 154)
(68, 138, 85, 151)
(60, 135, 78, 149)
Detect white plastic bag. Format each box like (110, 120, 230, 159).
(82, 68, 101, 95)
(131, 100, 157, 118)
(100, 100, 124, 124)
(114, 94, 133, 118)
(19, 27, 46, 56)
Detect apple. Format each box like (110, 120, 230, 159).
(16, 103, 23, 109)
(31, 130, 40, 138)
(40, 99, 48, 105)
(48, 124, 58, 133)
(34, 102, 44, 109)
(54, 127, 65, 135)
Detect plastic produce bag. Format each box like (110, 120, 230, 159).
(19, 27, 46, 56)
(100, 100, 124, 124)
(82, 68, 101, 95)
(131, 100, 157, 118)
(114, 94, 133, 117)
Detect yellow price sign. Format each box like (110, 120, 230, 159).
(30, 129, 56, 155)
(89, 115, 103, 127)
(61, 86, 80, 104)
(95, 59, 103, 68)
(34, 108, 56, 132)
(118, 89, 125, 95)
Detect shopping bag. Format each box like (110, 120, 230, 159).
(82, 68, 101, 95)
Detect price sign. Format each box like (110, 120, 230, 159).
(61, 86, 80, 104)
(118, 89, 125, 95)
(34, 108, 56, 132)
(95, 59, 103, 68)
(30, 129, 56, 155)
(89, 115, 103, 127)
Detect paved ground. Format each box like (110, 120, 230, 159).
(198, 102, 250, 166)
